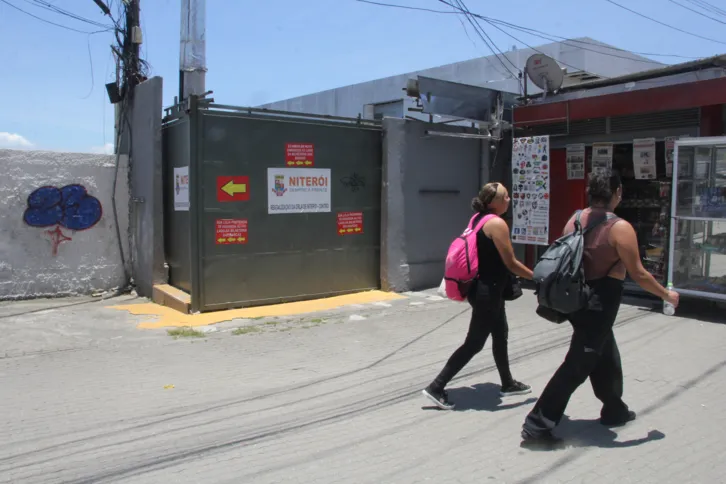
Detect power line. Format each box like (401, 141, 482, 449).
(23, 0, 113, 29)
(0, 0, 110, 34)
(684, 0, 726, 18)
(353, 0, 700, 61)
(438, 0, 609, 78)
(604, 0, 726, 45)
(451, 0, 519, 79)
(668, 0, 726, 24)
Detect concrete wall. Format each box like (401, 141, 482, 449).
(128, 77, 166, 298)
(381, 118, 487, 292)
(261, 38, 662, 118)
(0, 149, 130, 299)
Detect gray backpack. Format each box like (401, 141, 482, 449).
(533, 210, 616, 315)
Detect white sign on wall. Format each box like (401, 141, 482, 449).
(511, 135, 550, 246)
(267, 167, 331, 214)
(173, 166, 189, 211)
(566, 143, 586, 180)
(592, 142, 613, 174)
(633, 138, 657, 180)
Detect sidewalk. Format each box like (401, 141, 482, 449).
(0, 290, 724, 483)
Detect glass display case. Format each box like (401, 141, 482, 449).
(668, 137, 726, 301)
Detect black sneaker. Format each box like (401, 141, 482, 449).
(600, 410, 636, 427)
(422, 387, 455, 410)
(500, 380, 532, 397)
(520, 428, 565, 450)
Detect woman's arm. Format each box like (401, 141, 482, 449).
(485, 218, 534, 280)
(610, 220, 679, 305)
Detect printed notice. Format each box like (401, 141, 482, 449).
(173, 166, 189, 211)
(566, 143, 586, 180)
(286, 143, 315, 167)
(633, 138, 657, 180)
(215, 219, 248, 245)
(267, 167, 331, 214)
(337, 212, 363, 235)
(592, 143, 613, 175)
(511, 135, 550, 246)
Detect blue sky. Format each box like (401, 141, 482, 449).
(0, 0, 725, 154)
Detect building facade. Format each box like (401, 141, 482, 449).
(260, 38, 664, 120)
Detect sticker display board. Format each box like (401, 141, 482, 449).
(511, 136, 550, 246)
(566, 143, 586, 180)
(337, 212, 363, 235)
(267, 167, 331, 214)
(285, 143, 315, 167)
(173, 166, 190, 211)
(217, 176, 249, 202)
(592, 143, 613, 174)
(215, 219, 248, 245)
(633, 138, 657, 180)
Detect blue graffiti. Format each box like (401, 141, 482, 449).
(23, 184, 102, 231)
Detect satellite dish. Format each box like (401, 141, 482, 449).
(525, 53, 564, 93)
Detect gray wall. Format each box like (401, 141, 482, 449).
(381, 118, 489, 292)
(261, 38, 662, 119)
(0, 149, 129, 299)
(129, 77, 166, 298)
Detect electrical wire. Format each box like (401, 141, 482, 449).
(683, 0, 726, 18)
(604, 0, 726, 45)
(0, 0, 110, 34)
(353, 0, 700, 61)
(449, 0, 523, 93)
(668, 0, 726, 25)
(439, 0, 609, 79)
(450, 0, 518, 80)
(23, 0, 113, 29)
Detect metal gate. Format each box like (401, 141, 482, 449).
(163, 97, 383, 312)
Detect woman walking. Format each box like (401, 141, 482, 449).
(423, 182, 534, 410)
(521, 172, 680, 447)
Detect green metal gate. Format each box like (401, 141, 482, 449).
(163, 97, 383, 312)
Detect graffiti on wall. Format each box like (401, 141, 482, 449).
(23, 185, 103, 256)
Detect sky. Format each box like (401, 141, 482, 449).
(0, 0, 725, 154)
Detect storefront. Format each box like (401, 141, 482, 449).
(669, 137, 726, 301)
(512, 56, 726, 298)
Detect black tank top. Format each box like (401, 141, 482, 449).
(473, 213, 509, 284)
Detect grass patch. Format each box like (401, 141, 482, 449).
(309, 318, 324, 323)
(232, 326, 261, 335)
(264, 320, 281, 326)
(167, 327, 205, 339)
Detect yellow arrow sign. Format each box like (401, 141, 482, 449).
(296, 161, 304, 166)
(339, 229, 345, 234)
(217, 238, 226, 243)
(304, 161, 313, 166)
(237, 237, 246, 242)
(354, 227, 361, 232)
(221, 180, 247, 196)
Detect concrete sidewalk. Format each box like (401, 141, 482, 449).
(0, 291, 725, 483)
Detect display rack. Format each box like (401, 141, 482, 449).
(668, 137, 726, 302)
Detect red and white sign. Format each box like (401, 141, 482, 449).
(286, 143, 315, 167)
(217, 176, 249, 202)
(215, 219, 248, 245)
(337, 212, 363, 235)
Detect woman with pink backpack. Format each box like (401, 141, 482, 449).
(423, 182, 534, 410)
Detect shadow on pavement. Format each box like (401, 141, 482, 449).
(557, 415, 665, 449)
(422, 382, 537, 412)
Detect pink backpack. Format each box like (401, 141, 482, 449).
(443, 213, 497, 301)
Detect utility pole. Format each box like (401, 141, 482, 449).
(125, 0, 142, 94)
(180, 0, 207, 101)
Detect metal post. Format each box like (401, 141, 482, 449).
(180, 0, 207, 100)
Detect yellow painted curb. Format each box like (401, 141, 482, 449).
(109, 290, 406, 329)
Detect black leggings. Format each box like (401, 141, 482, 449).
(431, 280, 513, 391)
(524, 277, 629, 434)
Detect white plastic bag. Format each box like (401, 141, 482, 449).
(437, 278, 447, 298)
